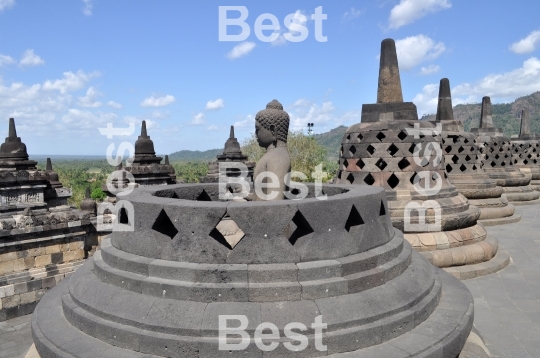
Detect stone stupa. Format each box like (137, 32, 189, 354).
(334, 39, 509, 279)
(102, 120, 176, 203)
(511, 108, 540, 192)
(200, 125, 255, 184)
(31, 98, 475, 357)
(431, 79, 520, 226)
(471, 97, 540, 205)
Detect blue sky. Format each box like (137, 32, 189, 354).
(0, 0, 539, 155)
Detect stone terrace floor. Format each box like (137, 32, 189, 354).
(0, 204, 540, 358)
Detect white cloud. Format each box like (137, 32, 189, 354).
(191, 112, 205, 125)
(389, 0, 451, 29)
(272, 10, 309, 46)
(395, 35, 445, 70)
(227, 42, 256, 60)
(205, 98, 224, 111)
(107, 101, 122, 109)
(234, 114, 255, 129)
(342, 7, 363, 22)
(43, 70, 100, 94)
(0, 54, 15, 67)
(207, 125, 219, 131)
(0, 0, 14, 12)
(293, 98, 310, 107)
(151, 110, 169, 119)
(413, 57, 540, 116)
(510, 30, 540, 54)
(419, 64, 440, 75)
(82, 0, 92, 16)
(19, 49, 44, 67)
(77, 86, 102, 108)
(140, 94, 175, 107)
(61, 109, 117, 130)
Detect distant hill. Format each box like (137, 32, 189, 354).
(421, 91, 540, 136)
(168, 149, 222, 162)
(168, 127, 348, 162)
(313, 126, 347, 160)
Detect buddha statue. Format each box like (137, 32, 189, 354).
(251, 99, 291, 200)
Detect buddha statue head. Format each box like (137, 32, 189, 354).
(255, 100, 289, 149)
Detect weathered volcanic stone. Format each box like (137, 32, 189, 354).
(335, 42, 503, 276)
(31, 183, 474, 357)
(471, 98, 539, 205)
(431, 78, 520, 227)
(511, 109, 540, 192)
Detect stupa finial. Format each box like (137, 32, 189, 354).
(85, 186, 91, 199)
(436, 78, 454, 121)
(520, 108, 531, 137)
(377, 39, 403, 103)
(480, 96, 494, 128)
(8, 118, 16, 138)
(46, 158, 53, 171)
(164, 155, 170, 165)
(141, 120, 147, 137)
(230, 125, 235, 139)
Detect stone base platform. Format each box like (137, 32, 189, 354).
(442, 246, 510, 281)
(478, 213, 522, 226)
(31, 259, 473, 358)
(502, 186, 540, 204)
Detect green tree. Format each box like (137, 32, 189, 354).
(91, 188, 107, 201)
(242, 130, 336, 182)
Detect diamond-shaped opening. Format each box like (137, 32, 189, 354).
(376, 132, 386, 141)
(364, 173, 375, 185)
(367, 145, 376, 155)
(375, 158, 388, 171)
(398, 158, 410, 170)
(490, 161, 496, 167)
(343, 158, 349, 169)
(464, 138, 469, 144)
(196, 189, 212, 202)
(410, 172, 418, 185)
(501, 161, 506, 167)
(349, 145, 357, 156)
(387, 173, 400, 189)
(528, 154, 533, 159)
(357, 158, 365, 169)
(285, 211, 314, 246)
(446, 164, 453, 173)
(345, 205, 364, 233)
(495, 154, 500, 159)
(347, 173, 355, 184)
(524, 159, 529, 165)
(452, 155, 459, 164)
(452, 136, 459, 143)
(472, 164, 477, 170)
(380, 201, 386, 216)
(445, 146, 452, 153)
(337, 170, 342, 180)
(387, 144, 399, 156)
(346, 134, 351, 140)
(465, 155, 472, 161)
(458, 146, 464, 153)
(357, 133, 363, 140)
(213, 216, 245, 249)
(470, 147, 474, 152)
(408, 143, 416, 154)
(499, 147, 504, 152)
(397, 131, 408, 141)
(460, 164, 467, 172)
(152, 209, 178, 239)
(119, 207, 129, 224)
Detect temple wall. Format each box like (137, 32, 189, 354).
(0, 226, 106, 321)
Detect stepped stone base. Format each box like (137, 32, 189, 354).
(458, 328, 491, 358)
(31, 258, 473, 358)
(441, 246, 510, 280)
(478, 213, 521, 226)
(502, 185, 540, 203)
(511, 197, 540, 206)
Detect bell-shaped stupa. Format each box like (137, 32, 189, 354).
(335, 39, 509, 279)
(471, 98, 540, 205)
